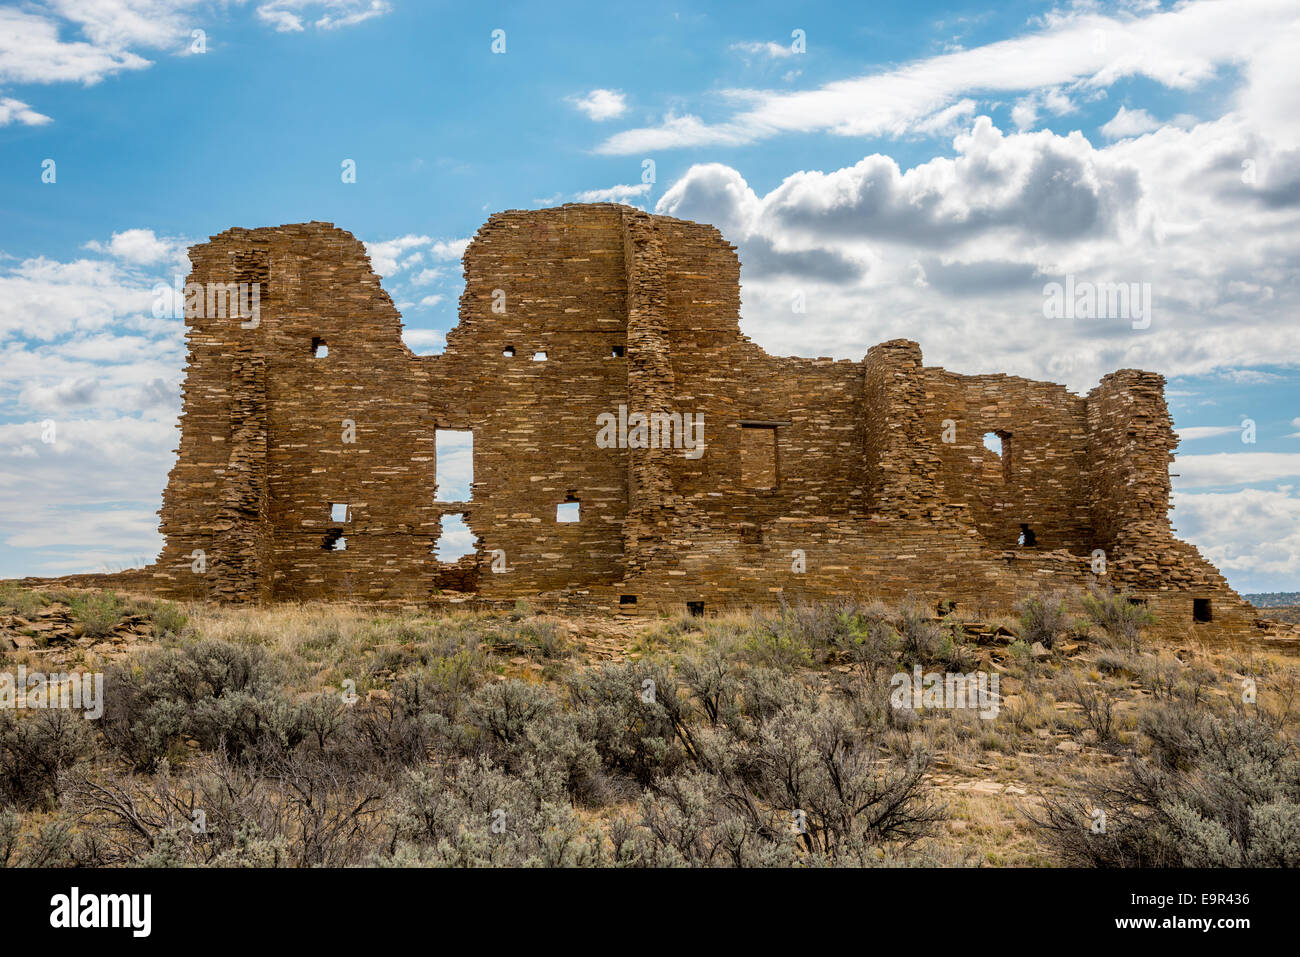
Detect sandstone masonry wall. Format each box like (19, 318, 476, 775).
(136, 204, 1258, 637)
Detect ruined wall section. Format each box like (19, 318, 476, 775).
(153, 229, 273, 598)
(211, 349, 271, 602)
(619, 332, 1088, 615)
(609, 211, 880, 607)
(618, 209, 685, 579)
(154, 222, 438, 601)
(136, 206, 1259, 638)
(1087, 370, 1256, 632)
(862, 340, 944, 520)
(656, 217, 868, 523)
(929, 370, 1090, 551)
(259, 224, 435, 600)
(1086, 370, 1173, 551)
(439, 205, 631, 596)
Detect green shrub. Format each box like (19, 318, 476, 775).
(635, 697, 942, 865)
(150, 601, 188, 639)
(0, 585, 47, 619)
(466, 679, 606, 803)
(897, 603, 945, 666)
(1016, 590, 1071, 649)
(387, 757, 606, 867)
(68, 591, 127, 637)
(339, 671, 462, 770)
(676, 650, 742, 728)
(742, 624, 813, 670)
(493, 619, 568, 659)
(0, 710, 91, 810)
(1081, 585, 1156, 653)
(744, 600, 891, 668)
(567, 661, 694, 787)
(1033, 701, 1300, 866)
(98, 639, 299, 770)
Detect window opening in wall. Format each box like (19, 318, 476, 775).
(620, 594, 637, 606)
(1193, 598, 1213, 623)
(984, 430, 1013, 482)
(611, 345, 625, 357)
(312, 337, 328, 358)
(435, 429, 474, 502)
(329, 503, 350, 523)
(322, 529, 346, 551)
(502, 345, 515, 357)
(739, 423, 778, 489)
(557, 495, 580, 522)
(1018, 524, 1037, 547)
(533, 351, 548, 361)
(686, 601, 705, 617)
(434, 513, 474, 562)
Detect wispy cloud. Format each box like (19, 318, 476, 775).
(257, 2, 392, 34)
(1177, 425, 1243, 441)
(598, 0, 1296, 154)
(574, 182, 650, 204)
(729, 40, 797, 59)
(0, 1, 391, 121)
(1174, 453, 1300, 489)
(0, 95, 52, 126)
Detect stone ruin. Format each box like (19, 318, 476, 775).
(93, 203, 1259, 634)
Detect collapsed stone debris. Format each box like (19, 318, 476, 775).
(44, 204, 1261, 635)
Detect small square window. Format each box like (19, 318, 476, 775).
(619, 594, 637, 605)
(329, 503, 350, 523)
(1193, 598, 1213, 623)
(686, 601, 705, 617)
(557, 499, 580, 522)
(312, 337, 328, 358)
(611, 345, 626, 358)
(322, 530, 346, 551)
(533, 351, 548, 361)
(502, 345, 515, 357)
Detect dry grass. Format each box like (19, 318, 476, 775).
(2, 583, 1298, 867)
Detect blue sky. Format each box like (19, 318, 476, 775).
(1, 0, 1298, 592)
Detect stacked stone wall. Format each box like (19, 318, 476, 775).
(127, 205, 1257, 638)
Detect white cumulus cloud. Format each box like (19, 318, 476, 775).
(570, 89, 628, 121)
